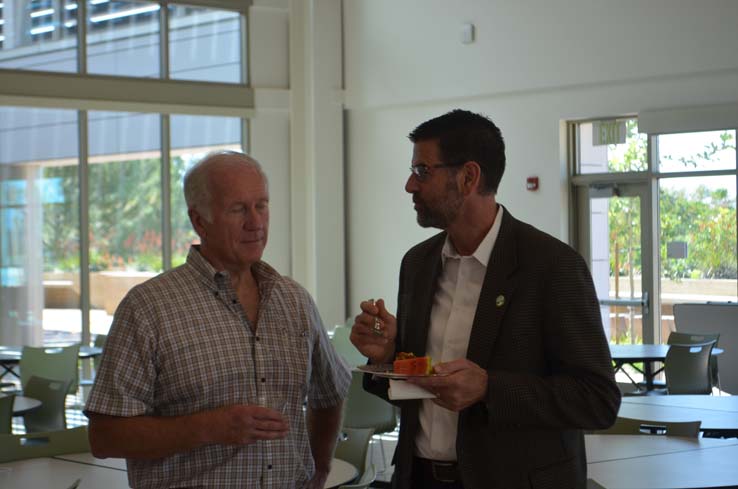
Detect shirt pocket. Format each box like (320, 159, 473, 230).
(264, 325, 311, 396)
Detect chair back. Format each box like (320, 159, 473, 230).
(339, 463, 377, 489)
(586, 478, 607, 489)
(343, 371, 397, 436)
(92, 334, 107, 371)
(668, 330, 721, 390)
(22, 376, 72, 433)
(665, 340, 716, 394)
(0, 426, 90, 463)
(335, 427, 374, 477)
(0, 394, 14, 434)
(599, 416, 701, 437)
(330, 326, 366, 368)
(20, 344, 80, 395)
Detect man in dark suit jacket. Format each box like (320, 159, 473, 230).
(350, 109, 620, 489)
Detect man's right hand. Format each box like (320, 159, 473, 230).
(208, 405, 289, 446)
(350, 298, 397, 365)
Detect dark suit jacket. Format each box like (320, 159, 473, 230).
(365, 206, 620, 489)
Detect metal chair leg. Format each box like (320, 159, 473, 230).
(377, 434, 388, 474)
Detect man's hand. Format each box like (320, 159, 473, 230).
(208, 405, 289, 446)
(407, 359, 488, 412)
(349, 298, 397, 364)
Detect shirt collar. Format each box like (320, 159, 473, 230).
(441, 205, 503, 268)
(185, 245, 281, 289)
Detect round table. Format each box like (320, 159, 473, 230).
(11, 396, 42, 416)
(324, 458, 358, 488)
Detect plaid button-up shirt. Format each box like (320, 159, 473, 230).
(85, 246, 351, 489)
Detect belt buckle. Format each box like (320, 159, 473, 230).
(431, 461, 457, 483)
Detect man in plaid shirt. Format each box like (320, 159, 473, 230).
(85, 151, 351, 489)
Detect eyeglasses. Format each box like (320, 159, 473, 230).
(409, 163, 462, 181)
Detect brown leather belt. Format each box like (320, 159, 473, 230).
(414, 457, 460, 483)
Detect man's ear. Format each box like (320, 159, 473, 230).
(460, 161, 482, 195)
(189, 208, 206, 240)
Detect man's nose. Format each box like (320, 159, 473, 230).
(243, 208, 264, 226)
(405, 174, 418, 193)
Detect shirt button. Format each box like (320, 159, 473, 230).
(255, 336, 260, 341)
(268, 464, 273, 470)
(232, 299, 237, 304)
(214, 291, 219, 297)
(261, 377, 266, 382)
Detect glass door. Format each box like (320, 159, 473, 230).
(576, 182, 655, 345)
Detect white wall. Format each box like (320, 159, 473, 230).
(342, 0, 738, 315)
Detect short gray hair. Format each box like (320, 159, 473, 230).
(183, 150, 268, 222)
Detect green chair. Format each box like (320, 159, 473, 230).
(92, 334, 107, 372)
(599, 416, 701, 437)
(23, 376, 73, 433)
(665, 340, 716, 394)
(586, 479, 607, 489)
(330, 325, 367, 368)
(343, 371, 397, 473)
(668, 331, 721, 391)
(20, 344, 81, 395)
(335, 427, 375, 479)
(80, 334, 108, 392)
(0, 394, 14, 434)
(339, 463, 377, 489)
(0, 426, 90, 463)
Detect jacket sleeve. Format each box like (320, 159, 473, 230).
(484, 249, 621, 430)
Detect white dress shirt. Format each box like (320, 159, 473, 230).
(414, 206, 503, 461)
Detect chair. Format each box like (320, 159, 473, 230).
(19, 344, 81, 395)
(343, 371, 397, 473)
(665, 340, 716, 394)
(0, 394, 14, 434)
(599, 416, 702, 437)
(586, 478, 607, 489)
(22, 376, 73, 433)
(80, 334, 108, 393)
(330, 325, 367, 368)
(339, 463, 377, 489)
(668, 331, 721, 391)
(0, 426, 90, 463)
(335, 427, 375, 478)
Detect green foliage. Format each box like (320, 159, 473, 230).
(607, 128, 737, 281)
(41, 155, 201, 273)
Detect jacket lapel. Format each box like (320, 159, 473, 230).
(466, 207, 519, 367)
(406, 236, 445, 356)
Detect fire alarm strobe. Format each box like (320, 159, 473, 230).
(526, 176, 539, 191)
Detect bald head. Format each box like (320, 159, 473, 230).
(184, 150, 268, 222)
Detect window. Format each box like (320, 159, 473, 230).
(570, 118, 737, 348)
(0, 0, 251, 346)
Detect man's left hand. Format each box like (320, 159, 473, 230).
(305, 468, 329, 489)
(407, 359, 488, 412)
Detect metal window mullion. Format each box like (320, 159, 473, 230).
(78, 110, 90, 345)
(241, 117, 249, 153)
(160, 1, 169, 80)
(160, 0, 250, 14)
(240, 8, 248, 85)
(77, 0, 87, 73)
(161, 114, 171, 270)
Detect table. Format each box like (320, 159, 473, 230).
(40, 452, 357, 488)
(586, 434, 738, 488)
(0, 457, 128, 489)
(609, 344, 723, 391)
(0, 345, 103, 380)
(325, 458, 358, 488)
(11, 395, 42, 416)
(620, 395, 738, 436)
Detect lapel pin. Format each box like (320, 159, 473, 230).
(495, 295, 505, 307)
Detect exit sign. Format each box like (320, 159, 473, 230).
(593, 120, 626, 146)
